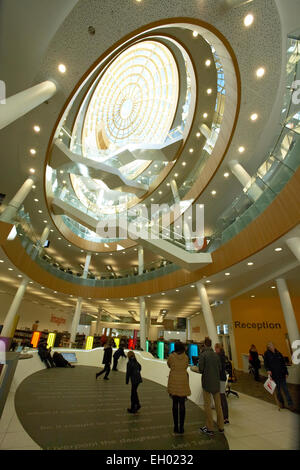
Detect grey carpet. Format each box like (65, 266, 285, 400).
(15, 366, 229, 450)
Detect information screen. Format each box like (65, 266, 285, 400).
(61, 353, 77, 363)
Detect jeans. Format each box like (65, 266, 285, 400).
(275, 378, 293, 407)
(131, 383, 140, 411)
(172, 396, 186, 432)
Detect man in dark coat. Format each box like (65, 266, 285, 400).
(199, 337, 224, 436)
(37, 341, 55, 369)
(264, 342, 294, 410)
(52, 352, 75, 368)
(126, 351, 142, 413)
(96, 342, 112, 380)
(112, 345, 126, 371)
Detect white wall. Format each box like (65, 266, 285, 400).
(0, 292, 72, 332)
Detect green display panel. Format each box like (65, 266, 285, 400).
(157, 341, 164, 360)
(146, 340, 149, 352)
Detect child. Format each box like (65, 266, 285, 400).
(126, 351, 142, 413)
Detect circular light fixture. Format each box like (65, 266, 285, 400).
(256, 67, 265, 78)
(182, 162, 186, 166)
(32, 185, 36, 189)
(193, 31, 198, 37)
(196, 132, 201, 137)
(244, 14, 254, 27)
(238, 146, 245, 153)
(38, 210, 42, 214)
(33, 125, 40, 133)
(206, 280, 211, 283)
(34, 198, 39, 202)
(29, 168, 35, 174)
(43, 220, 47, 223)
(176, 289, 179, 292)
(58, 63, 66, 73)
(211, 190, 217, 196)
(274, 247, 282, 252)
(250, 113, 258, 121)
(189, 148, 194, 153)
(0, 260, 4, 263)
(205, 59, 211, 67)
(247, 262, 254, 266)
(29, 148, 36, 155)
(224, 172, 230, 178)
(271, 286, 276, 289)
(8, 268, 13, 271)
(207, 88, 212, 95)
(251, 295, 255, 298)
(225, 272, 230, 276)
(203, 113, 208, 118)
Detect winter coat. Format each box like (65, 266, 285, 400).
(217, 350, 227, 382)
(113, 347, 126, 360)
(167, 352, 191, 397)
(264, 349, 288, 381)
(198, 347, 222, 394)
(126, 357, 142, 385)
(102, 346, 112, 365)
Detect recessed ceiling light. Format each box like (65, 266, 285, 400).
(274, 247, 282, 252)
(182, 162, 186, 166)
(33, 125, 40, 133)
(203, 113, 208, 118)
(205, 59, 211, 67)
(161, 292, 165, 295)
(159, 191, 162, 195)
(247, 262, 254, 266)
(8, 268, 13, 271)
(30, 148, 36, 155)
(211, 190, 217, 196)
(193, 31, 198, 37)
(166, 182, 170, 186)
(174, 173, 178, 177)
(34, 198, 39, 202)
(244, 13, 254, 27)
(251, 295, 255, 298)
(176, 289, 180, 292)
(58, 237, 61, 240)
(191, 285, 195, 288)
(29, 168, 35, 174)
(43, 220, 47, 223)
(196, 132, 201, 137)
(189, 148, 194, 153)
(0, 260, 4, 263)
(224, 172, 230, 178)
(41, 286, 45, 289)
(151, 198, 154, 202)
(225, 272, 230, 276)
(256, 67, 265, 78)
(50, 229, 54, 232)
(207, 88, 212, 95)
(32, 185, 36, 189)
(206, 280, 211, 283)
(271, 286, 276, 289)
(250, 113, 258, 121)
(58, 63, 66, 73)
(238, 146, 245, 153)
(68, 244, 71, 247)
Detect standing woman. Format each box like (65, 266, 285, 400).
(96, 342, 112, 380)
(167, 341, 191, 434)
(249, 344, 261, 382)
(215, 343, 229, 424)
(126, 351, 142, 413)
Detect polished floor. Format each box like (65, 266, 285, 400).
(0, 366, 299, 450)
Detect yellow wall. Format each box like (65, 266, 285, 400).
(231, 297, 300, 369)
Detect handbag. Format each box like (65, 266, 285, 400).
(264, 377, 276, 394)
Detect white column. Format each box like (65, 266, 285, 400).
(286, 237, 300, 263)
(228, 160, 252, 188)
(70, 253, 92, 344)
(0, 80, 57, 130)
(70, 298, 83, 344)
(187, 318, 192, 341)
(37, 226, 50, 255)
(139, 297, 146, 351)
(90, 321, 97, 337)
(138, 246, 144, 275)
(276, 278, 300, 348)
(170, 179, 180, 204)
(1, 278, 29, 338)
(199, 123, 211, 140)
(0, 178, 34, 222)
(196, 281, 218, 346)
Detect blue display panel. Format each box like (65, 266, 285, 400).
(188, 344, 198, 364)
(169, 342, 175, 354)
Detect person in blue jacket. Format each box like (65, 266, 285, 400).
(126, 351, 142, 413)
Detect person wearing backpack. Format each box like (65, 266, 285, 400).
(126, 351, 142, 413)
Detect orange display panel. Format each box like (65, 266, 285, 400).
(31, 331, 41, 348)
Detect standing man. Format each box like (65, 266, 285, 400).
(96, 342, 112, 380)
(199, 337, 224, 436)
(264, 342, 294, 411)
(112, 344, 126, 371)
